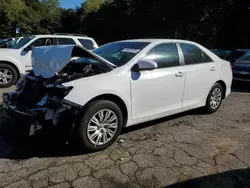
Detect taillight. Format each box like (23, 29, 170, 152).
(230, 64, 233, 69)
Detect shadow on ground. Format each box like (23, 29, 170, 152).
(166, 168, 250, 188)
(232, 82, 250, 93)
(0, 104, 86, 159)
(0, 103, 202, 160)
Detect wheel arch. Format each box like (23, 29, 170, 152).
(215, 80, 226, 99)
(0, 60, 21, 80)
(80, 94, 128, 127)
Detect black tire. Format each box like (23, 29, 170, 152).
(78, 100, 123, 152)
(204, 83, 223, 113)
(0, 63, 18, 88)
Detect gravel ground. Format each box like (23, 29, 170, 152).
(0, 85, 250, 188)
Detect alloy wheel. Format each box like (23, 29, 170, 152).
(0, 68, 13, 85)
(210, 88, 222, 110)
(87, 109, 118, 146)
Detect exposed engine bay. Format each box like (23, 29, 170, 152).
(56, 58, 112, 84)
(3, 45, 113, 137)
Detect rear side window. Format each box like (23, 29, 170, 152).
(180, 43, 212, 65)
(239, 53, 250, 61)
(57, 38, 76, 45)
(143, 43, 180, 68)
(78, 39, 95, 50)
(231, 51, 247, 62)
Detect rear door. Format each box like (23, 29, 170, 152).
(179, 43, 217, 108)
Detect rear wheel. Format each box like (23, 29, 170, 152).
(0, 63, 18, 88)
(204, 83, 223, 113)
(78, 100, 123, 152)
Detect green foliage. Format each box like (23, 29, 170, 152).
(0, 0, 61, 37)
(0, 0, 26, 36)
(83, 0, 105, 14)
(0, 0, 249, 48)
(79, 0, 250, 48)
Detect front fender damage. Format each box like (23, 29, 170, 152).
(2, 45, 113, 142)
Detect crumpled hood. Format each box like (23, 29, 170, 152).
(32, 45, 116, 78)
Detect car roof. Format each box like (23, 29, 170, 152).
(33, 34, 94, 40)
(210, 49, 250, 52)
(236, 49, 250, 52)
(118, 39, 198, 44)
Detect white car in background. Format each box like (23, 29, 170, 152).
(3, 39, 232, 152)
(0, 33, 98, 87)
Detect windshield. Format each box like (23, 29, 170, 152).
(213, 50, 232, 60)
(238, 52, 250, 61)
(12, 37, 34, 49)
(0, 38, 12, 45)
(93, 42, 150, 67)
(0, 39, 18, 48)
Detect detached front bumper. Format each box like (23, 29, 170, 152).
(3, 92, 82, 137)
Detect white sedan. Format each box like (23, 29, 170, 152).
(3, 39, 233, 151)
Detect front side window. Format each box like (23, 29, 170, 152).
(30, 38, 55, 47)
(143, 43, 180, 68)
(57, 38, 76, 45)
(180, 43, 212, 65)
(78, 39, 94, 50)
(93, 42, 150, 67)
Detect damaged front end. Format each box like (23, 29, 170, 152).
(2, 45, 113, 138)
(3, 78, 81, 137)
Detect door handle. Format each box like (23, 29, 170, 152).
(210, 67, 216, 71)
(175, 71, 184, 77)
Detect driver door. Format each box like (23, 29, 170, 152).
(130, 43, 185, 120)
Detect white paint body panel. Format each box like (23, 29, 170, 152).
(130, 66, 185, 120)
(63, 39, 232, 127)
(0, 49, 27, 74)
(63, 68, 133, 123)
(182, 62, 218, 108)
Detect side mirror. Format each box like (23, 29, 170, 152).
(132, 59, 158, 72)
(24, 45, 32, 52)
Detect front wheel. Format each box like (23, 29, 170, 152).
(78, 100, 123, 152)
(0, 63, 18, 88)
(204, 83, 223, 113)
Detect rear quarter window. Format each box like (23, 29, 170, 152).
(57, 38, 76, 45)
(180, 43, 213, 65)
(78, 39, 95, 50)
